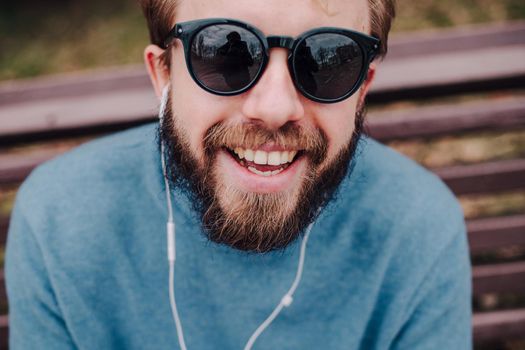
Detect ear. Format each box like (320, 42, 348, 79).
(357, 63, 376, 107)
(144, 44, 171, 99)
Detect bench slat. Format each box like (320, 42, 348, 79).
(0, 315, 9, 350)
(0, 315, 7, 350)
(473, 308, 525, 345)
(0, 66, 150, 106)
(0, 88, 156, 145)
(473, 261, 525, 296)
(435, 159, 525, 196)
(0, 271, 4, 304)
(468, 215, 525, 254)
(370, 45, 525, 103)
(386, 21, 525, 60)
(0, 220, 6, 246)
(0, 149, 66, 185)
(367, 97, 525, 142)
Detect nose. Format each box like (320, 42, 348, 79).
(241, 49, 305, 130)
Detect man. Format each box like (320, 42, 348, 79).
(6, 0, 472, 349)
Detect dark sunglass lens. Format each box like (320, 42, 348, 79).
(294, 33, 364, 100)
(190, 25, 264, 92)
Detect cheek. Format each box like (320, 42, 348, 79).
(169, 48, 230, 157)
(313, 96, 358, 159)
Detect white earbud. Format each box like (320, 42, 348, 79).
(159, 84, 170, 122)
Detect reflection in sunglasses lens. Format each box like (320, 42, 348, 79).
(295, 33, 363, 100)
(190, 25, 264, 92)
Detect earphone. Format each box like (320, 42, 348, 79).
(158, 84, 314, 350)
(159, 84, 187, 349)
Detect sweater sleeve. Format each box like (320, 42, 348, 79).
(390, 221, 473, 350)
(5, 201, 76, 350)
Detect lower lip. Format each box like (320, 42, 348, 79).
(216, 150, 307, 193)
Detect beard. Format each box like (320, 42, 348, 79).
(159, 95, 365, 253)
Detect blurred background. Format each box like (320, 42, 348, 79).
(0, 0, 524, 79)
(1, 0, 524, 349)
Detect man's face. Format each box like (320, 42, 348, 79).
(157, 0, 372, 252)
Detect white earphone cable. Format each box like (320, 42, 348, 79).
(160, 84, 315, 350)
(243, 222, 314, 350)
(159, 85, 188, 350)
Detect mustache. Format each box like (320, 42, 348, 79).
(203, 122, 329, 165)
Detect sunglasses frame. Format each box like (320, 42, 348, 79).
(164, 18, 380, 104)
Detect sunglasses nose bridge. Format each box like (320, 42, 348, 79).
(267, 36, 294, 50)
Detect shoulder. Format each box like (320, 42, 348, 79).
(328, 136, 466, 266)
(338, 136, 463, 223)
(13, 122, 160, 232)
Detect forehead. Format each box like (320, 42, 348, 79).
(174, 0, 370, 36)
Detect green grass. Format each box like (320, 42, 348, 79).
(0, 0, 148, 80)
(1, 0, 525, 80)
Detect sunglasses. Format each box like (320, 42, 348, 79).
(163, 18, 380, 103)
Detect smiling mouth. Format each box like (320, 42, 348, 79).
(225, 146, 303, 177)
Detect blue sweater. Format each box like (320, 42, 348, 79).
(6, 123, 472, 349)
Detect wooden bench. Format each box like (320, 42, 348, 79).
(1, 21, 525, 349)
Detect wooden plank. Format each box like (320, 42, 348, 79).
(468, 215, 525, 254)
(473, 261, 525, 296)
(0, 219, 6, 246)
(387, 21, 525, 60)
(0, 315, 7, 350)
(370, 45, 525, 103)
(0, 65, 150, 106)
(0, 88, 157, 146)
(473, 308, 525, 345)
(0, 270, 5, 306)
(0, 149, 64, 185)
(367, 97, 525, 142)
(435, 159, 525, 196)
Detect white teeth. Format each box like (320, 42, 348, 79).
(280, 151, 289, 165)
(244, 149, 255, 162)
(254, 150, 268, 165)
(288, 151, 297, 162)
(267, 151, 281, 166)
(231, 147, 299, 165)
(248, 166, 284, 176)
(234, 147, 245, 159)
(248, 166, 270, 176)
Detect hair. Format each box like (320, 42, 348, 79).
(138, 0, 395, 66)
(367, 0, 396, 58)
